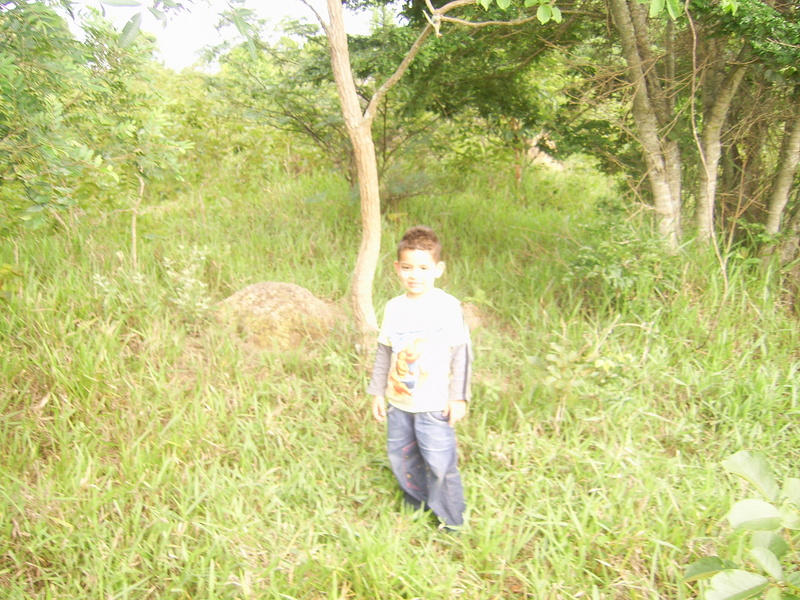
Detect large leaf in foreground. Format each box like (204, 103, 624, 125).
(749, 547, 783, 581)
(751, 531, 789, 559)
(706, 570, 769, 600)
(722, 452, 780, 502)
(685, 557, 738, 582)
(727, 499, 782, 531)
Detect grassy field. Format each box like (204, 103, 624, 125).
(2, 166, 799, 599)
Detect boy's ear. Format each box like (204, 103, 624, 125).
(436, 261, 445, 277)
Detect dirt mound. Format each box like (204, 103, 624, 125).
(216, 282, 344, 351)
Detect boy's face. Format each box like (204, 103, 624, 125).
(394, 249, 444, 299)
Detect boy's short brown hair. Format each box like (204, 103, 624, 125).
(397, 225, 443, 262)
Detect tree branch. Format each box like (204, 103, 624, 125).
(298, 0, 330, 37)
(366, 24, 434, 118)
(441, 14, 540, 28)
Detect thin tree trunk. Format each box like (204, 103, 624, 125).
(609, 0, 681, 250)
(765, 110, 800, 235)
(324, 0, 381, 338)
(131, 172, 145, 271)
(696, 50, 748, 243)
(314, 0, 539, 338)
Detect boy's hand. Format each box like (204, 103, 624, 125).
(372, 395, 387, 422)
(442, 400, 467, 427)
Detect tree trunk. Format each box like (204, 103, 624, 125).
(317, 0, 542, 338)
(765, 110, 800, 236)
(609, 0, 681, 251)
(318, 0, 442, 340)
(696, 47, 748, 243)
(324, 0, 381, 338)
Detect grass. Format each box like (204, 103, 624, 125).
(1, 165, 799, 599)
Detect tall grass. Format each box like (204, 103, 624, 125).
(2, 165, 799, 599)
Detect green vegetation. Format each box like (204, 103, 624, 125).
(2, 1, 800, 598)
(685, 451, 800, 600)
(2, 167, 799, 599)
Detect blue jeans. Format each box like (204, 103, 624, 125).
(386, 405, 465, 527)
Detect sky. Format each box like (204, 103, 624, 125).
(73, 1, 373, 70)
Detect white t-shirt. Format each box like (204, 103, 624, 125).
(376, 288, 470, 412)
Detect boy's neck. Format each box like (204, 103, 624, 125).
(405, 287, 437, 300)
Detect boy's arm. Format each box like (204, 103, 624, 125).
(444, 342, 473, 426)
(367, 343, 392, 422)
(448, 342, 472, 402)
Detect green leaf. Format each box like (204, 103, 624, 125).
(751, 531, 789, 559)
(720, 0, 739, 14)
(100, 0, 142, 6)
(685, 556, 737, 582)
(722, 452, 781, 502)
(649, 0, 665, 17)
(536, 4, 552, 23)
(148, 7, 167, 27)
(524, 0, 537, 5)
(727, 499, 782, 531)
(551, 5, 562, 22)
(478, 0, 492, 9)
(496, 0, 512, 9)
(780, 506, 800, 530)
(119, 12, 142, 47)
(764, 588, 782, 600)
(665, 0, 682, 19)
(784, 479, 800, 507)
(787, 571, 800, 591)
(706, 570, 769, 600)
(750, 547, 783, 581)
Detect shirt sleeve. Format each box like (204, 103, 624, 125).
(448, 342, 473, 402)
(367, 343, 392, 396)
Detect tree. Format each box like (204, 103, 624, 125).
(79, 13, 192, 267)
(305, 0, 566, 338)
(0, 0, 102, 230)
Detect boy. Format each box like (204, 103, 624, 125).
(367, 225, 472, 530)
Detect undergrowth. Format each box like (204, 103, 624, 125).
(1, 168, 799, 599)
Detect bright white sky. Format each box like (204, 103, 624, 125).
(73, 1, 373, 70)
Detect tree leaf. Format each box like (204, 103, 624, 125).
(684, 556, 737, 582)
(665, 0, 682, 19)
(524, 0, 537, 6)
(780, 505, 800, 530)
(550, 5, 562, 22)
(119, 12, 142, 47)
(751, 531, 789, 559)
(478, 0, 492, 9)
(722, 451, 781, 502)
(706, 570, 769, 600)
(727, 499, 782, 531)
(649, 0, 665, 18)
(786, 571, 800, 591)
(148, 7, 167, 27)
(496, 0, 512, 9)
(764, 588, 783, 600)
(784, 478, 800, 507)
(720, 0, 740, 14)
(536, 4, 552, 24)
(750, 547, 783, 581)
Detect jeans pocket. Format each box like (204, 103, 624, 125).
(429, 410, 449, 423)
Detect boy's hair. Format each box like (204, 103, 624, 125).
(397, 225, 443, 262)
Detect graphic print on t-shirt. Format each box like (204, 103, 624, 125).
(387, 334, 429, 403)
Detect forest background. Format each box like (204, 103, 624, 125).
(2, 0, 800, 598)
